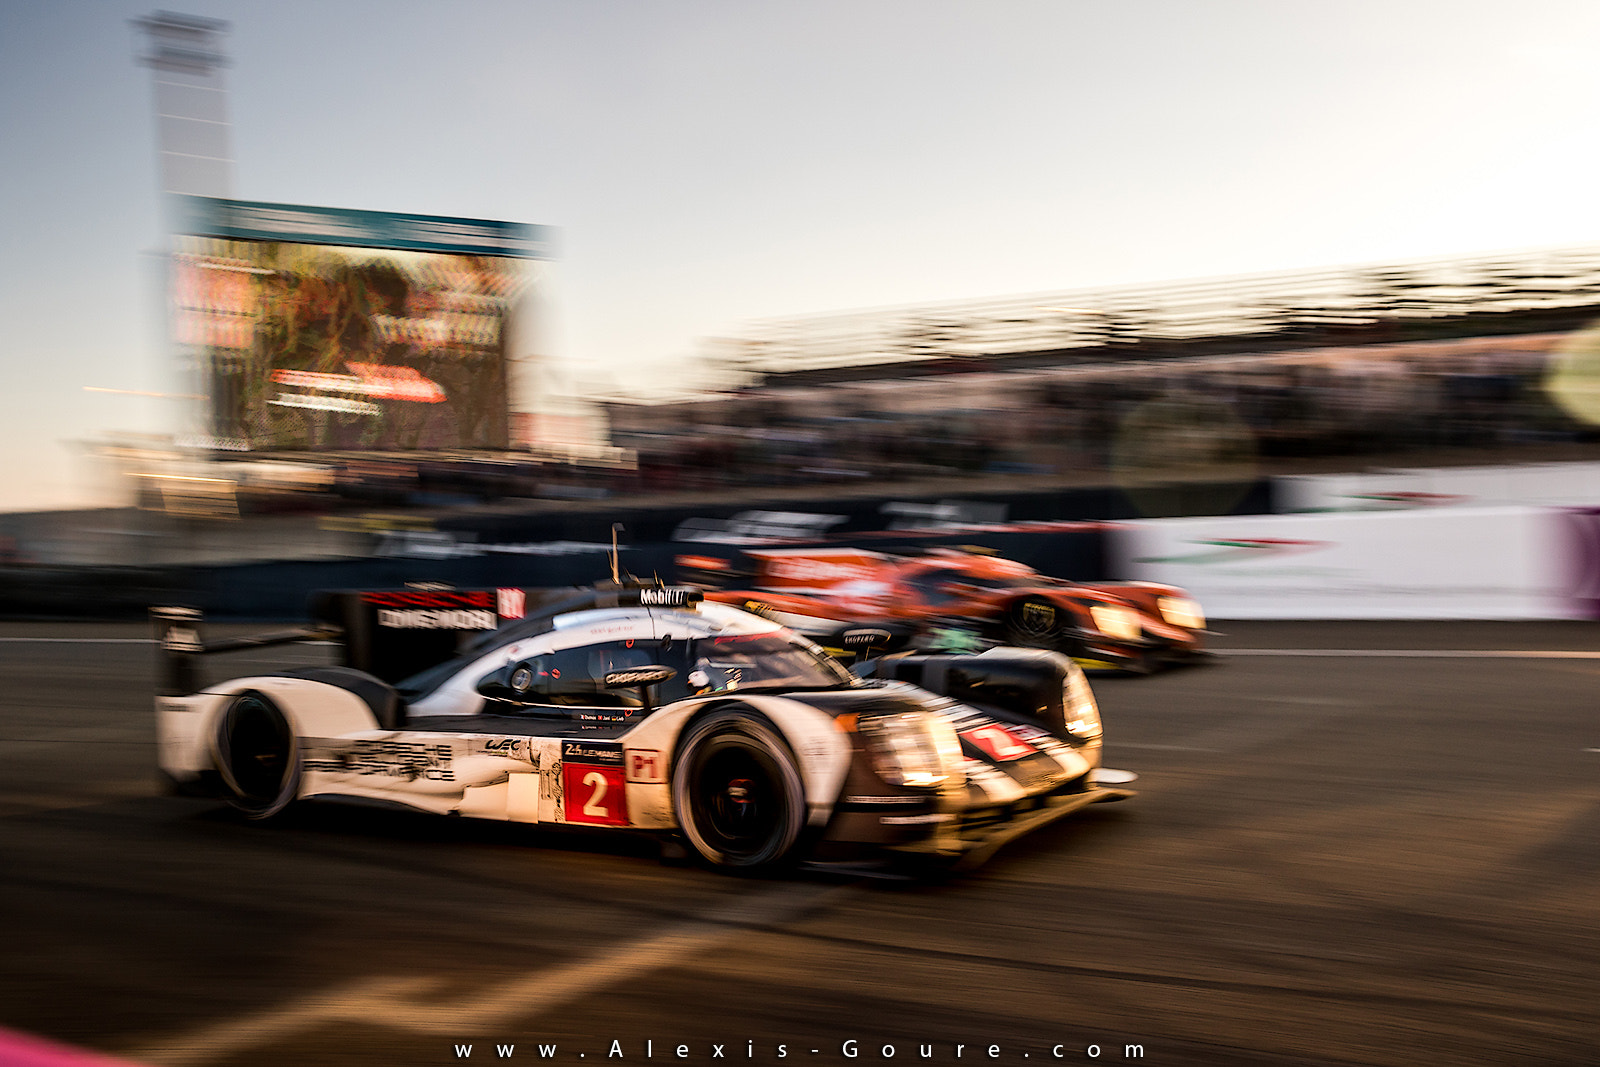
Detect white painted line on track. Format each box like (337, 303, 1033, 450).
(0, 637, 337, 646)
(0, 637, 153, 643)
(1220, 648, 1600, 658)
(127, 880, 853, 1067)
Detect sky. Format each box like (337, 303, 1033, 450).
(5, 0, 1600, 511)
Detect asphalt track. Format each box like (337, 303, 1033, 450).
(1, 620, 1597, 1067)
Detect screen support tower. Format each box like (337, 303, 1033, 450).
(132, 12, 236, 475)
(134, 12, 234, 199)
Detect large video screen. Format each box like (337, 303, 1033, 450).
(171, 197, 551, 452)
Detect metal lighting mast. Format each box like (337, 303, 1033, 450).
(123, 13, 237, 518)
(134, 11, 234, 198)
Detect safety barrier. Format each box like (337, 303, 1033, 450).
(1112, 505, 1586, 620)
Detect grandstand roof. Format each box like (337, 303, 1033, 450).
(722, 244, 1600, 387)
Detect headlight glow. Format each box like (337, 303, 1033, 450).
(1158, 596, 1205, 630)
(1062, 660, 1103, 742)
(1088, 604, 1141, 642)
(858, 711, 961, 788)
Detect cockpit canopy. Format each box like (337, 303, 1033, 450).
(477, 629, 855, 710)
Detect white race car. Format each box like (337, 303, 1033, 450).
(153, 583, 1132, 872)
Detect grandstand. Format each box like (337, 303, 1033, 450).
(712, 244, 1600, 387)
(603, 244, 1600, 496)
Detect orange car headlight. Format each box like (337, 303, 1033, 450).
(1087, 604, 1141, 642)
(1157, 596, 1205, 630)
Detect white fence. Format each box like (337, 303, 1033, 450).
(1113, 506, 1582, 620)
(1277, 462, 1600, 513)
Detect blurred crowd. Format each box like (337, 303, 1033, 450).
(84, 331, 1599, 519)
(604, 334, 1577, 493)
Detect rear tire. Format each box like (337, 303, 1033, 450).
(672, 709, 806, 871)
(213, 691, 300, 821)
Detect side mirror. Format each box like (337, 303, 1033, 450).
(476, 659, 539, 701)
(475, 659, 677, 711)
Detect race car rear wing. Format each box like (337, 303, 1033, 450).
(151, 606, 337, 696)
(152, 582, 710, 695)
(151, 587, 526, 695)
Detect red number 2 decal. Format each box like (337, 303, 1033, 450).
(562, 763, 628, 825)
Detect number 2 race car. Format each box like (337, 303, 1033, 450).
(153, 582, 1133, 873)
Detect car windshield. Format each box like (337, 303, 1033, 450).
(904, 569, 1019, 603)
(396, 621, 855, 705)
(686, 632, 854, 694)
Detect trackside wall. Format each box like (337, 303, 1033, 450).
(1277, 462, 1600, 513)
(1111, 505, 1588, 620)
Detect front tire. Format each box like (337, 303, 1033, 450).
(213, 691, 300, 820)
(672, 709, 806, 871)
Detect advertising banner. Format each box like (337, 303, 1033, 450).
(1278, 462, 1600, 514)
(172, 196, 552, 452)
(1114, 506, 1578, 619)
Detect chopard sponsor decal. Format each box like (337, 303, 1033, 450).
(604, 668, 671, 686)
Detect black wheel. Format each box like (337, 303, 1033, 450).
(1003, 597, 1069, 651)
(213, 691, 299, 820)
(672, 709, 806, 871)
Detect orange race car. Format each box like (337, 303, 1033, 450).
(679, 546, 1210, 673)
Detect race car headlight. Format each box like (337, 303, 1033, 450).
(1157, 596, 1205, 630)
(1060, 660, 1103, 743)
(1087, 604, 1141, 642)
(857, 710, 962, 788)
